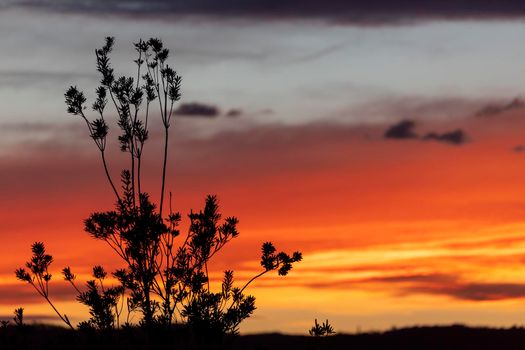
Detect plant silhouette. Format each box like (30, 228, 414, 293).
(13, 308, 24, 327)
(309, 319, 336, 337)
(63, 265, 125, 330)
(16, 242, 74, 329)
(16, 37, 302, 341)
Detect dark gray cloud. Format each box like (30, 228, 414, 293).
(225, 109, 242, 118)
(475, 97, 525, 118)
(384, 120, 468, 145)
(9, 0, 525, 24)
(173, 102, 220, 118)
(384, 120, 417, 139)
(424, 129, 468, 145)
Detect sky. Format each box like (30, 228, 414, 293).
(2, 0, 525, 334)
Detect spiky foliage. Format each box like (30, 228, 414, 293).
(13, 308, 24, 327)
(75, 266, 124, 330)
(309, 319, 336, 337)
(15, 243, 73, 329)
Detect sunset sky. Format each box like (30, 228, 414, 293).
(3, 1, 525, 334)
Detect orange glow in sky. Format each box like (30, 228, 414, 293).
(3, 110, 525, 333)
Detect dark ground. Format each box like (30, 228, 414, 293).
(3, 324, 525, 349)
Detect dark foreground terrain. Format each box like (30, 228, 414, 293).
(3, 324, 525, 350)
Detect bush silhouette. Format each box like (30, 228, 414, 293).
(16, 37, 302, 340)
(309, 319, 335, 337)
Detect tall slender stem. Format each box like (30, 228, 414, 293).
(159, 126, 169, 217)
(44, 297, 74, 330)
(30, 281, 73, 330)
(130, 148, 136, 208)
(137, 154, 142, 201)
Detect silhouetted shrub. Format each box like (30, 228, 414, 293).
(16, 37, 302, 342)
(309, 319, 336, 337)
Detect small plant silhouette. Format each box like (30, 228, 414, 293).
(309, 319, 336, 337)
(16, 36, 302, 340)
(65, 265, 125, 330)
(15, 242, 73, 329)
(13, 308, 24, 327)
(0, 308, 23, 329)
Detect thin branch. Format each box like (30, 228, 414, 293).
(239, 270, 268, 296)
(101, 151, 121, 202)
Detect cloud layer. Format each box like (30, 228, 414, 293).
(307, 273, 525, 301)
(9, 0, 525, 24)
